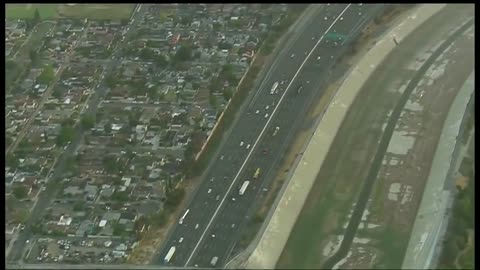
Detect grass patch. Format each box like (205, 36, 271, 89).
(6, 4, 135, 20)
(163, 89, 177, 102)
(373, 226, 409, 269)
(58, 4, 135, 20)
(6, 4, 58, 19)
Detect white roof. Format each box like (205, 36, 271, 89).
(99, 220, 107, 227)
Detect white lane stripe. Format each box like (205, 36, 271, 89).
(184, 4, 352, 266)
(249, 6, 319, 107)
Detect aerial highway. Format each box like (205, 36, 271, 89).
(155, 3, 383, 268)
(6, 4, 146, 265)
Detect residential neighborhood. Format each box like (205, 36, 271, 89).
(5, 4, 288, 265)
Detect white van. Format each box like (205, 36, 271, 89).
(210, 256, 219, 266)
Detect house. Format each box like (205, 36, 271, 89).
(75, 220, 94, 236)
(100, 185, 115, 198)
(63, 186, 83, 197)
(84, 184, 99, 201)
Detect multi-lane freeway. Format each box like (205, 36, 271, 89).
(6, 4, 146, 265)
(155, 3, 383, 268)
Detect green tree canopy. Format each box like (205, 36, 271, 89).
(223, 88, 233, 101)
(56, 125, 74, 146)
(173, 45, 193, 63)
(80, 114, 95, 130)
(33, 8, 41, 24)
(13, 186, 29, 200)
(29, 49, 39, 66)
(6, 153, 19, 168)
(165, 187, 185, 210)
(113, 222, 126, 236)
(104, 122, 112, 134)
(37, 64, 55, 85)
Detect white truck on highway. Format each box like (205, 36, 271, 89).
(164, 246, 176, 264)
(239, 181, 250, 196)
(178, 209, 189, 225)
(270, 81, 279, 94)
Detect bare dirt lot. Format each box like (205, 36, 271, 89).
(276, 4, 474, 269)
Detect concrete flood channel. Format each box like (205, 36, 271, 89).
(322, 18, 474, 269)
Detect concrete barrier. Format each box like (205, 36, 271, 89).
(245, 4, 447, 269)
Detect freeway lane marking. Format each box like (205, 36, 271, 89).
(184, 4, 352, 267)
(248, 5, 324, 108)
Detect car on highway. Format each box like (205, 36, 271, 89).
(297, 85, 303, 94)
(273, 126, 280, 136)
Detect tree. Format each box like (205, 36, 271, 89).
(154, 54, 169, 68)
(165, 187, 185, 209)
(103, 155, 119, 174)
(29, 49, 39, 66)
(223, 88, 233, 102)
(56, 125, 74, 146)
(13, 186, 29, 200)
(104, 122, 112, 134)
(194, 51, 201, 59)
(209, 93, 217, 108)
(105, 74, 116, 89)
(6, 153, 19, 168)
(5, 59, 17, 71)
(80, 114, 95, 130)
(33, 8, 41, 25)
(52, 87, 63, 99)
(37, 64, 55, 85)
(254, 212, 265, 223)
(13, 208, 30, 224)
(147, 87, 159, 100)
(112, 191, 129, 202)
(113, 223, 126, 236)
(180, 16, 192, 26)
(150, 211, 167, 227)
(73, 201, 85, 211)
(173, 45, 193, 63)
(139, 48, 155, 60)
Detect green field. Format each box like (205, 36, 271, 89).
(6, 4, 58, 19)
(6, 4, 135, 20)
(59, 4, 135, 20)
